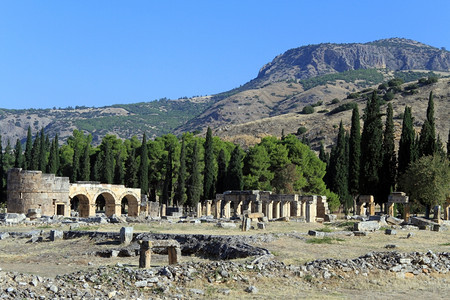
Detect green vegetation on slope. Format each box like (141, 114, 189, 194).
(300, 69, 384, 90)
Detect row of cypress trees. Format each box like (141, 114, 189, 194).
(324, 91, 448, 212)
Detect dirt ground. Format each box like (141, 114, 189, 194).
(0, 220, 449, 299)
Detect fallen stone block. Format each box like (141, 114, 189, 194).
(308, 230, 325, 237)
(385, 216, 403, 225)
(49, 230, 63, 241)
(257, 222, 266, 230)
(0, 232, 10, 240)
(216, 222, 237, 229)
(385, 229, 397, 235)
(324, 214, 337, 222)
(247, 212, 264, 219)
(353, 221, 380, 232)
(353, 231, 368, 236)
(4, 213, 26, 224)
(120, 227, 133, 245)
(410, 216, 438, 227)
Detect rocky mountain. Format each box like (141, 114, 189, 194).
(0, 38, 449, 148)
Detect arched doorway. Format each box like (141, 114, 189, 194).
(120, 194, 139, 216)
(95, 192, 117, 216)
(70, 194, 90, 218)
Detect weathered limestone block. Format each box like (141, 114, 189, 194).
(308, 230, 325, 237)
(257, 222, 266, 230)
(410, 216, 438, 227)
(353, 221, 381, 232)
(216, 222, 237, 229)
(120, 227, 133, 245)
(139, 240, 152, 268)
(50, 230, 63, 241)
(324, 214, 337, 222)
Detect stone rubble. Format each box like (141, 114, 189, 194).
(0, 250, 448, 299)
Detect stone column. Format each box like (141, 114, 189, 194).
(247, 201, 253, 213)
(234, 201, 242, 217)
(444, 203, 450, 221)
(305, 197, 317, 223)
(387, 202, 395, 216)
(403, 203, 410, 222)
(291, 201, 301, 217)
(205, 200, 212, 216)
(273, 201, 280, 219)
(255, 201, 263, 214)
(223, 201, 231, 219)
(368, 202, 375, 216)
(168, 247, 179, 265)
(196, 202, 202, 218)
(139, 240, 152, 268)
(280, 201, 289, 218)
(214, 199, 222, 218)
(160, 204, 166, 217)
(265, 201, 273, 219)
(433, 205, 441, 224)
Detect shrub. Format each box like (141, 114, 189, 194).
(296, 126, 307, 135)
(388, 78, 404, 87)
(328, 102, 358, 115)
(331, 98, 340, 104)
(347, 92, 360, 99)
(301, 105, 314, 114)
(383, 91, 395, 101)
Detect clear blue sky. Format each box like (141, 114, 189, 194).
(1, 0, 449, 109)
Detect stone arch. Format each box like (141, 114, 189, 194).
(119, 191, 140, 217)
(70, 194, 91, 218)
(94, 190, 117, 217)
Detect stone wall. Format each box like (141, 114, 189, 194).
(7, 168, 70, 216)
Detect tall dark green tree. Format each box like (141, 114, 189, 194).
(125, 148, 138, 188)
(162, 144, 174, 206)
(398, 106, 416, 175)
(30, 133, 40, 171)
(47, 135, 60, 174)
(203, 127, 215, 200)
(379, 103, 397, 203)
(38, 128, 47, 172)
(24, 126, 33, 170)
(114, 149, 124, 184)
(318, 142, 329, 164)
(348, 106, 361, 199)
(447, 129, 450, 160)
(80, 142, 90, 181)
(71, 141, 81, 182)
(138, 133, 149, 194)
(329, 121, 350, 211)
(14, 139, 23, 168)
(0, 135, 4, 199)
(226, 145, 243, 190)
(418, 91, 436, 157)
(102, 138, 114, 184)
(187, 140, 202, 207)
(174, 136, 187, 206)
(216, 149, 227, 194)
(359, 92, 383, 201)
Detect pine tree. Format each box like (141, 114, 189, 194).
(348, 106, 361, 198)
(203, 127, 215, 200)
(174, 136, 187, 206)
(91, 152, 102, 182)
(114, 150, 124, 185)
(125, 148, 138, 188)
(47, 137, 58, 174)
(24, 126, 33, 170)
(379, 103, 397, 203)
(226, 145, 243, 190)
(80, 142, 90, 181)
(318, 142, 328, 164)
(14, 139, 23, 168)
(216, 149, 227, 194)
(187, 140, 202, 207)
(359, 92, 383, 201)
(162, 145, 174, 206)
(418, 91, 436, 157)
(398, 106, 416, 175)
(138, 133, 149, 195)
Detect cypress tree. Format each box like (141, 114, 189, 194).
(91, 152, 102, 182)
(24, 127, 33, 170)
(379, 103, 397, 203)
(348, 106, 361, 199)
(329, 121, 350, 212)
(125, 148, 138, 188)
(174, 136, 187, 207)
(102, 139, 114, 184)
(318, 142, 328, 164)
(359, 92, 383, 200)
(138, 133, 149, 195)
(162, 145, 174, 206)
(0, 135, 4, 198)
(216, 149, 227, 194)
(447, 129, 450, 160)
(418, 91, 436, 157)
(80, 142, 90, 181)
(71, 141, 80, 182)
(14, 139, 23, 168)
(114, 150, 124, 185)
(47, 136, 59, 174)
(30, 133, 40, 170)
(398, 106, 415, 174)
(203, 127, 215, 200)
(187, 140, 202, 207)
(226, 145, 243, 190)
(38, 128, 47, 172)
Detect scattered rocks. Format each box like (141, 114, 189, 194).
(385, 229, 396, 235)
(245, 285, 258, 293)
(353, 221, 381, 232)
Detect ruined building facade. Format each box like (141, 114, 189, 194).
(7, 168, 141, 218)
